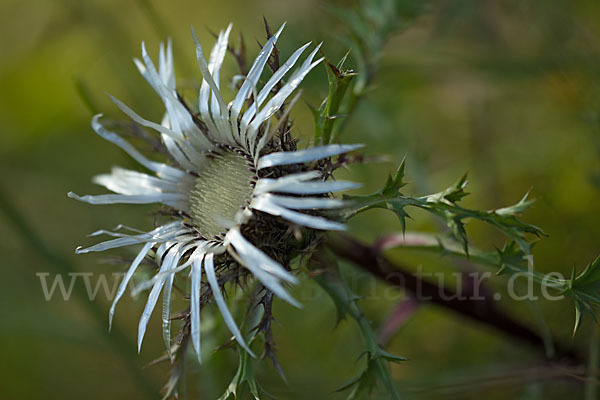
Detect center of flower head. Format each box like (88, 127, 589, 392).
(189, 149, 255, 240)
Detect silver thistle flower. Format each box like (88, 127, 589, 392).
(69, 23, 362, 361)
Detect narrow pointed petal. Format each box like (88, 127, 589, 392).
(225, 228, 297, 284)
(257, 144, 364, 169)
(155, 242, 170, 260)
(268, 180, 361, 195)
(137, 244, 182, 352)
(89, 224, 146, 236)
(240, 42, 311, 136)
(131, 242, 205, 297)
(137, 42, 164, 93)
(75, 222, 184, 253)
(93, 167, 179, 196)
(158, 42, 167, 86)
(158, 39, 175, 90)
(140, 43, 213, 151)
(161, 134, 197, 171)
(191, 27, 230, 134)
(225, 229, 300, 307)
(208, 25, 233, 121)
(252, 195, 346, 231)
(253, 89, 302, 158)
(256, 42, 311, 109)
(196, 25, 234, 144)
(265, 194, 348, 209)
(230, 23, 286, 136)
(134, 57, 153, 90)
(253, 171, 321, 194)
(109, 242, 153, 330)
(135, 45, 208, 155)
(162, 263, 179, 358)
(204, 253, 255, 356)
(137, 276, 166, 352)
(230, 247, 301, 308)
(198, 67, 224, 144)
(85, 225, 177, 241)
(109, 95, 182, 139)
(108, 95, 207, 169)
(190, 256, 204, 362)
(246, 44, 322, 142)
(92, 114, 185, 182)
(254, 177, 360, 196)
(166, 38, 175, 89)
(68, 191, 184, 206)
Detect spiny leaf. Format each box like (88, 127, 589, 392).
(574, 255, 600, 287)
(495, 191, 535, 216)
(423, 173, 469, 205)
(382, 157, 408, 195)
(345, 159, 544, 256)
(313, 54, 357, 145)
(312, 255, 403, 399)
(494, 241, 526, 276)
(344, 158, 416, 233)
(376, 348, 409, 364)
(313, 267, 351, 326)
(219, 348, 261, 400)
(381, 231, 600, 337)
(569, 255, 600, 335)
(574, 300, 583, 337)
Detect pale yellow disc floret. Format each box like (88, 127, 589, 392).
(189, 151, 255, 239)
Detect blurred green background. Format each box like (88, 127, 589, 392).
(1, 0, 599, 398)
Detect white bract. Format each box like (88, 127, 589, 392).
(70, 23, 362, 361)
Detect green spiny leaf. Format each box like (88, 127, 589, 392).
(574, 300, 583, 337)
(219, 349, 261, 400)
(382, 157, 408, 195)
(346, 160, 543, 257)
(313, 267, 350, 325)
(376, 348, 409, 364)
(312, 255, 403, 399)
(569, 255, 600, 334)
(574, 255, 600, 287)
(313, 54, 357, 144)
(423, 173, 469, 205)
(495, 191, 535, 217)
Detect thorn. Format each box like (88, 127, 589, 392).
(263, 16, 273, 39)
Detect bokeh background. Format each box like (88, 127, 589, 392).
(1, 0, 599, 399)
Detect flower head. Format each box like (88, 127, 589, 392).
(70, 23, 362, 360)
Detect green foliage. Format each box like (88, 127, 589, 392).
(313, 260, 405, 399)
(383, 232, 600, 336)
(5, 0, 600, 397)
(314, 0, 427, 144)
(475, 243, 600, 334)
(344, 160, 545, 256)
(219, 349, 261, 400)
(569, 256, 600, 335)
(312, 55, 356, 145)
(330, 0, 426, 94)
